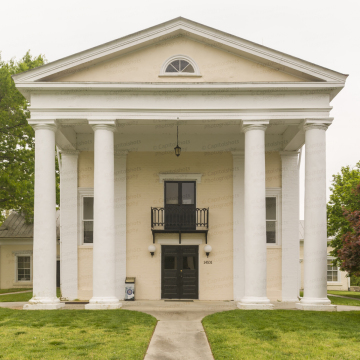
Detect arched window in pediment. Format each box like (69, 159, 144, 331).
(160, 55, 201, 76)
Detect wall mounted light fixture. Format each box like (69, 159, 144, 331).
(148, 245, 156, 257)
(204, 244, 212, 258)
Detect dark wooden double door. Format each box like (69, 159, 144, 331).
(161, 245, 198, 299)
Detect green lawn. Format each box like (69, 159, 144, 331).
(328, 290, 360, 299)
(0, 308, 156, 359)
(0, 288, 32, 295)
(328, 295, 360, 307)
(203, 310, 360, 360)
(0, 288, 61, 302)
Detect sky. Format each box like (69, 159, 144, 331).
(1, 0, 359, 218)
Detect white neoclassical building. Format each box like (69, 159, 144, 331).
(13, 18, 347, 310)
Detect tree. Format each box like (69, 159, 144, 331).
(327, 162, 360, 268)
(0, 51, 59, 224)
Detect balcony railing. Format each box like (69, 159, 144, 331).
(151, 207, 209, 231)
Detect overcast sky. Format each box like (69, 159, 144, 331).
(1, 0, 359, 218)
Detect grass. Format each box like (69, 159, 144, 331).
(0, 288, 61, 303)
(203, 310, 360, 360)
(0, 288, 32, 295)
(328, 290, 360, 299)
(328, 296, 360, 307)
(0, 308, 156, 359)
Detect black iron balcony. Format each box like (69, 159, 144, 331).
(151, 207, 209, 243)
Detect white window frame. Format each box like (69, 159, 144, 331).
(159, 55, 201, 77)
(327, 256, 341, 284)
(266, 188, 282, 247)
(78, 188, 94, 246)
(13, 251, 33, 284)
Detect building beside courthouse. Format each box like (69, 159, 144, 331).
(12, 18, 347, 310)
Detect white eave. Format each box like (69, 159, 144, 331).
(12, 17, 348, 85)
(15, 81, 345, 102)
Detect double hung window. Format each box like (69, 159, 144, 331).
(17, 256, 31, 281)
(266, 197, 277, 244)
(327, 259, 339, 282)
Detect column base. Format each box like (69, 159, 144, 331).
(23, 297, 65, 310)
(237, 296, 274, 310)
(85, 297, 122, 310)
(296, 297, 337, 311)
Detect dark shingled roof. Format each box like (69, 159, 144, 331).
(0, 211, 60, 239)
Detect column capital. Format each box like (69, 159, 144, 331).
(231, 151, 245, 159)
(89, 121, 116, 132)
(114, 150, 128, 158)
(29, 121, 57, 132)
(279, 150, 300, 158)
(242, 120, 269, 133)
(59, 149, 80, 156)
(302, 118, 333, 132)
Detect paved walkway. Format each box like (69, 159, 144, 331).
(328, 293, 360, 300)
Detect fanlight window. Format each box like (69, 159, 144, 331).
(165, 60, 195, 73)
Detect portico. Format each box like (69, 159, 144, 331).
(12, 17, 346, 310)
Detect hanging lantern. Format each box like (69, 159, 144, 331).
(174, 126, 181, 157)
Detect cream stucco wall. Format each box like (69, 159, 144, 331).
(77, 150, 284, 300)
(0, 244, 33, 289)
(53, 36, 306, 83)
(0, 242, 60, 290)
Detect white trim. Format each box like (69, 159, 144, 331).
(78, 188, 94, 245)
(159, 173, 202, 183)
(160, 54, 201, 77)
(266, 188, 282, 247)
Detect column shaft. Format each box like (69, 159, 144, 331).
(281, 151, 300, 301)
(114, 152, 127, 300)
(60, 151, 79, 300)
(296, 121, 335, 311)
(86, 124, 121, 309)
(232, 151, 245, 301)
(24, 124, 64, 310)
(239, 124, 273, 309)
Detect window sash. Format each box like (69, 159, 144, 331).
(17, 256, 31, 281)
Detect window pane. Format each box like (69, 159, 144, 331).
(332, 272, 338, 281)
(166, 64, 177, 72)
(83, 197, 94, 220)
(166, 183, 178, 204)
(182, 183, 194, 205)
(266, 197, 276, 220)
(170, 60, 180, 71)
(183, 256, 196, 270)
(266, 221, 276, 243)
(182, 64, 194, 73)
(165, 256, 177, 269)
(84, 221, 93, 243)
(180, 60, 189, 71)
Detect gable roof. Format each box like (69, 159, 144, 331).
(0, 211, 60, 239)
(12, 17, 348, 84)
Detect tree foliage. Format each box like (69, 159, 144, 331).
(0, 51, 59, 224)
(328, 162, 360, 268)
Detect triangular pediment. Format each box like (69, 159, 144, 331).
(13, 17, 347, 84)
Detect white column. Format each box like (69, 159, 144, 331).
(24, 123, 64, 310)
(280, 151, 300, 302)
(59, 150, 79, 300)
(296, 119, 336, 311)
(238, 123, 273, 309)
(86, 124, 121, 309)
(114, 151, 127, 300)
(232, 151, 245, 301)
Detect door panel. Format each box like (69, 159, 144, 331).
(161, 245, 198, 299)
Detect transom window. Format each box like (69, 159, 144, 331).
(17, 256, 31, 281)
(165, 60, 195, 73)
